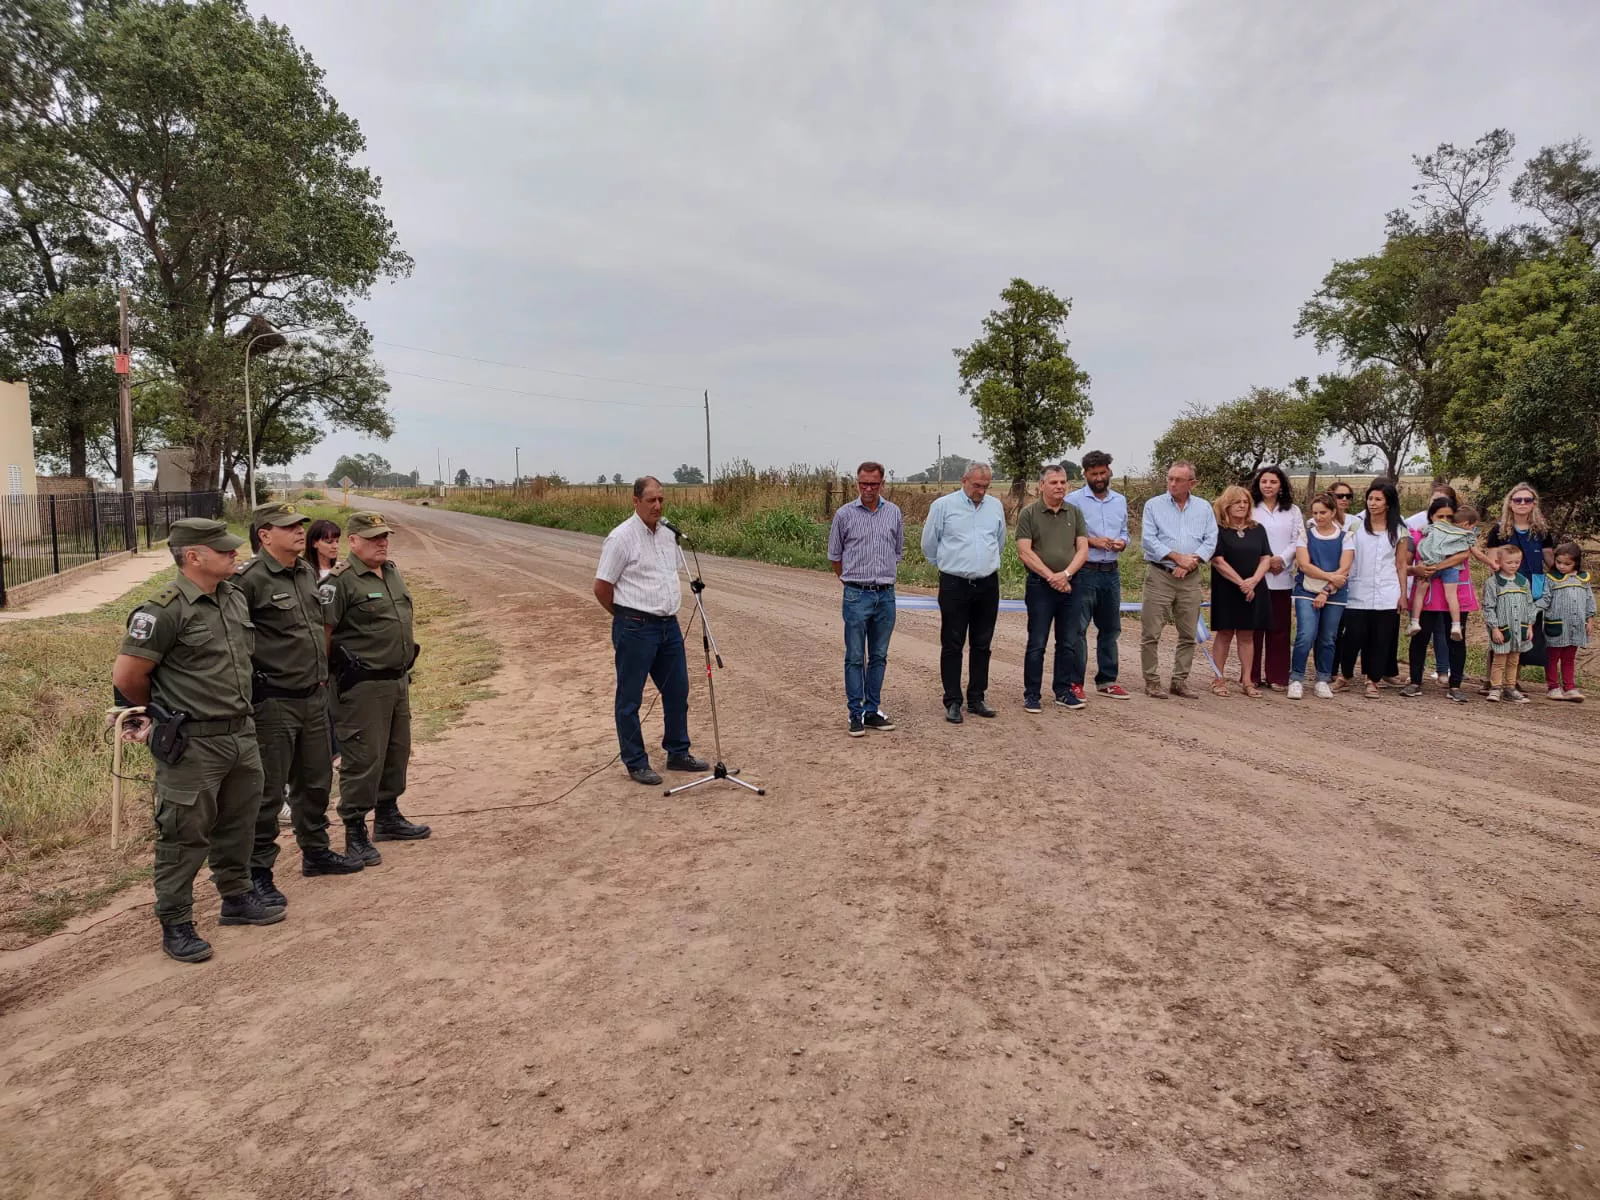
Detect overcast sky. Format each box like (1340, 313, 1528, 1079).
(252, 0, 1600, 485)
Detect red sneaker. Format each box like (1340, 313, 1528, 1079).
(1069, 684, 1087, 703)
(1096, 683, 1132, 700)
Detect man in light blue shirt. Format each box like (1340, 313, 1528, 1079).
(1139, 459, 1218, 698)
(921, 463, 1008, 723)
(1063, 450, 1132, 699)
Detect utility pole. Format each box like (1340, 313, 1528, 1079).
(936, 434, 942, 485)
(116, 285, 135, 549)
(704, 391, 712, 486)
(515, 445, 520, 487)
(436, 448, 442, 487)
(116, 286, 133, 491)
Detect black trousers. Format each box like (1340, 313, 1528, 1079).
(1409, 611, 1466, 688)
(1338, 609, 1400, 683)
(938, 571, 1000, 706)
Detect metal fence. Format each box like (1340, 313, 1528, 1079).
(0, 489, 223, 606)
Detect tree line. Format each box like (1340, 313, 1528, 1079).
(0, 0, 408, 495)
(1154, 129, 1600, 533)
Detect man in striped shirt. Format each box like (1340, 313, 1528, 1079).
(828, 461, 904, 737)
(594, 476, 709, 786)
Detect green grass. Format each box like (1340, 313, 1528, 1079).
(439, 493, 1152, 600)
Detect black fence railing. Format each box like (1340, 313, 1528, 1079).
(0, 489, 223, 606)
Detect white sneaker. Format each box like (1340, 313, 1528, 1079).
(1568, 688, 1585, 703)
(1313, 681, 1334, 699)
(1486, 688, 1502, 703)
(1407, 619, 1422, 635)
(1286, 681, 1304, 699)
(1547, 688, 1567, 701)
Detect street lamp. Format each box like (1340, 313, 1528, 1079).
(242, 317, 288, 507)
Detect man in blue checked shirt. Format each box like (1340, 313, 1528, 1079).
(921, 463, 1008, 724)
(828, 461, 904, 738)
(1139, 459, 1218, 698)
(1063, 450, 1132, 699)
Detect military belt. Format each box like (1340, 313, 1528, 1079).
(184, 716, 253, 737)
(343, 666, 406, 686)
(255, 681, 323, 700)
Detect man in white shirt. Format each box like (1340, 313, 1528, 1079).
(593, 476, 709, 786)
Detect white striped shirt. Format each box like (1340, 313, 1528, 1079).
(596, 514, 683, 616)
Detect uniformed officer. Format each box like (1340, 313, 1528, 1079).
(111, 517, 285, 964)
(235, 501, 365, 906)
(321, 510, 430, 864)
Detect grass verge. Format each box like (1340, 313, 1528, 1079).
(0, 537, 498, 945)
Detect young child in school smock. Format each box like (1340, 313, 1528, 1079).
(1408, 505, 1479, 641)
(1482, 544, 1536, 704)
(1539, 541, 1595, 702)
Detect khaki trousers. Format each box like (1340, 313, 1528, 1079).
(1489, 650, 1522, 688)
(1140, 565, 1205, 686)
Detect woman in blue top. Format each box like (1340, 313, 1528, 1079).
(1484, 482, 1553, 692)
(1288, 493, 1354, 699)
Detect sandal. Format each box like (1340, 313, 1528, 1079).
(1364, 682, 1382, 699)
(1243, 684, 1263, 698)
(1210, 680, 1229, 697)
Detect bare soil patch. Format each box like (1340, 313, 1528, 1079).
(1, 498, 1595, 1199)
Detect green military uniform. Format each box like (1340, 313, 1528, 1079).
(118, 520, 263, 928)
(322, 511, 420, 837)
(234, 502, 334, 871)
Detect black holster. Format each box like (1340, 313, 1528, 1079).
(146, 702, 192, 766)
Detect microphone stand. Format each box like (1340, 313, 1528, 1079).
(662, 524, 765, 798)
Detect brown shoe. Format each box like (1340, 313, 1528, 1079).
(1144, 682, 1169, 699)
(1330, 676, 1350, 693)
(1169, 680, 1197, 699)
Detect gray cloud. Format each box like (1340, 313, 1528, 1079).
(255, 0, 1600, 483)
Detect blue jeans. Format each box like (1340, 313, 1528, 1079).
(1072, 568, 1122, 686)
(1024, 573, 1084, 702)
(611, 609, 690, 770)
(843, 585, 897, 720)
(1290, 597, 1342, 683)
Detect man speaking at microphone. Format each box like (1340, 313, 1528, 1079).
(593, 475, 709, 786)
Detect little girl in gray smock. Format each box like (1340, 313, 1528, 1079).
(1541, 569, 1596, 647)
(1483, 570, 1537, 652)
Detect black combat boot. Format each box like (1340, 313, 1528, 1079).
(373, 802, 431, 841)
(218, 889, 286, 926)
(251, 867, 288, 909)
(301, 846, 365, 876)
(161, 922, 213, 963)
(344, 819, 382, 866)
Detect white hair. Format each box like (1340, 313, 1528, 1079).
(963, 461, 993, 479)
(1039, 464, 1068, 482)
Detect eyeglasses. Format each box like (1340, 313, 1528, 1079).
(857, 481, 883, 488)
(1511, 496, 1535, 505)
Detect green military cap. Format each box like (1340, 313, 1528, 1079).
(251, 499, 311, 529)
(346, 510, 395, 539)
(169, 517, 245, 552)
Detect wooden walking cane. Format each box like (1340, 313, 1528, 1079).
(108, 706, 146, 849)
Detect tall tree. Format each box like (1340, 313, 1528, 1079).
(0, 0, 410, 489)
(1297, 131, 1522, 469)
(954, 278, 1092, 502)
(1512, 138, 1600, 253)
(1440, 246, 1600, 472)
(1150, 385, 1324, 489)
(1475, 302, 1600, 538)
(1310, 365, 1424, 482)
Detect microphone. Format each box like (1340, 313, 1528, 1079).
(660, 516, 685, 541)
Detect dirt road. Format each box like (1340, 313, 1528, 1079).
(2, 498, 1595, 1199)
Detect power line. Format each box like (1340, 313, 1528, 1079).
(387, 369, 701, 411)
(374, 339, 701, 392)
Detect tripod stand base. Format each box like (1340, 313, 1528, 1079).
(664, 761, 765, 797)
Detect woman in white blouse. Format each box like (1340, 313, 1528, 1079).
(1249, 466, 1304, 691)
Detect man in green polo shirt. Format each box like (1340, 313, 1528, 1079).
(236, 502, 365, 910)
(112, 518, 286, 964)
(1015, 464, 1090, 712)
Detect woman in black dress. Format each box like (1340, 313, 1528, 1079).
(1209, 485, 1273, 696)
